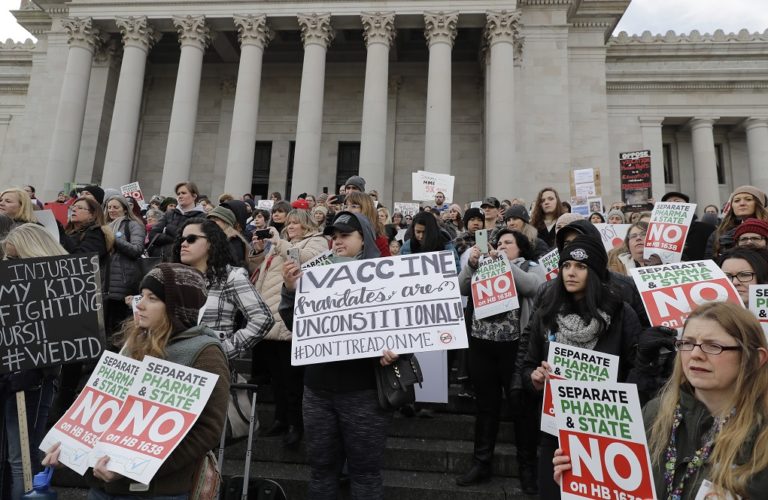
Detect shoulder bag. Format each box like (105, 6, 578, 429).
(374, 354, 424, 410)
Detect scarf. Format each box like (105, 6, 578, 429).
(109, 216, 126, 235)
(555, 310, 611, 350)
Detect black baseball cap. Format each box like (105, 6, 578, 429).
(324, 211, 363, 236)
(480, 197, 500, 209)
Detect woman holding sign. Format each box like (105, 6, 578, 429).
(456, 229, 544, 493)
(43, 263, 230, 499)
(1, 224, 67, 499)
(522, 235, 641, 498)
(554, 301, 768, 499)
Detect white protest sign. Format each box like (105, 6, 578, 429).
(120, 182, 146, 208)
(92, 356, 219, 485)
(395, 229, 407, 242)
(629, 260, 743, 330)
(749, 285, 768, 338)
(39, 352, 142, 475)
(644, 202, 696, 263)
(394, 202, 421, 218)
(291, 251, 467, 366)
(573, 168, 595, 185)
(257, 199, 274, 210)
(414, 351, 448, 404)
(593, 224, 631, 251)
(541, 343, 619, 436)
(471, 254, 519, 320)
(538, 248, 560, 281)
(470, 201, 482, 209)
(552, 381, 656, 500)
(35, 209, 60, 242)
(411, 171, 455, 202)
(302, 250, 334, 270)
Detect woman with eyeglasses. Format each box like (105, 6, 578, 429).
(717, 247, 768, 306)
(607, 221, 662, 275)
(554, 301, 768, 499)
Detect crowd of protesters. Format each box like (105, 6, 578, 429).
(1, 177, 768, 499)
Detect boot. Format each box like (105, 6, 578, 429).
(518, 463, 538, 495)
(282, 425, 303, 448)
(457, 414, 497, 486)
(456, 463, 491, 486)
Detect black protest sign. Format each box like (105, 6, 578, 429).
(0, 253, 105, 373)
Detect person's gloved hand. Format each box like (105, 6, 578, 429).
(636, 326, 677, 369)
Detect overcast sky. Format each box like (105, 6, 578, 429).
(0, 0, 766, 42)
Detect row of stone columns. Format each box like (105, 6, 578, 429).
(43, 11, 525, 199)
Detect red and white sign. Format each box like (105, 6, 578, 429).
(541, 343, 619, 436)
(749, 285, 768, 338)
(471, 254, 519, 320)
(643, 202, 696, 264)
(40, 352, 142, 475)
(411, 171, 455, 202)
(630, 260, 743, 330)
(539, 248, 560, 281)
(92, 356, 219, 485)
(120, 182, 146, 208)
(552, 381, 656, 500)
(593, 224, 631, 251)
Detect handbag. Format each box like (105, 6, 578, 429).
(375, 355, 424, 410)
(138, 234, 162, 277)
(190, 450, 221, 500)
(225, 373, 258, 443)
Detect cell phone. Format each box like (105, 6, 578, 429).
(288, 247, 301, 265)
(255, 229, 272, 240)
(336, 195, 346, 206)
(476, 229, 489, 254)
(322, 186, 329, 194)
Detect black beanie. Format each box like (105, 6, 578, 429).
(559, 235, 609, 281)
(82, 185, 105, 205)
(139, 263, 208, 334)
(463, 207, 485, 227)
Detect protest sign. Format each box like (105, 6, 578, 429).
(629, 260, 743, 330)
(291, 251, 467, 366)
(587, 198, 603, 215)
(570, 198, 590, 217)
(470, 201, 482, 209)
(414, 351, 448, 404)
(92, 356, 219, 485)
(570, 168, 601, 201)
(593, 224, 631, 251)
(749, 285, 768, 337)
(257, 199, 274, 210)
(411, 171, 455, 202)
(120, 182, 146, 208)
(619, 150, 653, 211)
(301, 250, 334, 270)
(0, 253, 105, 374)
(35, 209, 62, 242)
(539, 248, 560, 281)
(43, 202, 69, 226)
(471, 254, 519, 320)
(552, 380, 656, 500)
(39, 352, 142, 475)
(541, 343, 619, 436)
(394, 202, 421, 218)
(644, 202, 696, 263)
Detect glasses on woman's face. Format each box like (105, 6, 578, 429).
(72, 205, 91, 212)
(738, 236, 765, 245)
(180, 234, 208, 245)
(674, 339, 741, 355)
(628, 231, 646, 241)
(725, 271, 756, 283)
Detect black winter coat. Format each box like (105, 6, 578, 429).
(107, 219, 146, 300)
(148, 207, 205, 260)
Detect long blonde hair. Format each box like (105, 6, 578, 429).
(3, 223, 67, 258)
(117, 314, 174, 361)
(345, 191, 385, 237)
(648, 301, 768, 497)
(0, 188, 37, 223)
(711, 195, 768, 258)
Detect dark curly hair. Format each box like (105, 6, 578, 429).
(493, 228, 535, 261)
(172, 218, 231, 286)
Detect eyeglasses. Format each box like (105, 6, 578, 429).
(180, 234, 208, 245)
(72, 205, 91, 212)
(674, 340, 741, 355)
(628, 232, 646, 241)
(724, 271, 756, 283)
(738, 236, 766, 245)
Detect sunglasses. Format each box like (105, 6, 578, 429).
(180, 234, 208, 245)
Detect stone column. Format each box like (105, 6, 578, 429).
(690, 118, 721, 208)
(101, 16, 160, 189)
(358, 12, 396, 196)
(43, 18, 102, 197)
(290, 13, 334, 197)
(484, 10, 520, 197)
(223, 15, 273, 195)
(423, 11, 458, 175)
(745, 118, 768, 189)
(159, 15, 212, 195)
(639, 117, 666, 200)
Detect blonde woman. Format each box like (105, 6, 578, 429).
(344, 191, 391, 256)
(377, 206, 391, 226)
(554, 302, 768, 498)
(0, 187, 38, 227)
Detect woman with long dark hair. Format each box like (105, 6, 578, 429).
(401, 211, 459, 266)
(718, 247, 768, 306)
(530, 187, 566, 248)
(522, 235, 641, 498)
(706, 185, 768, 259)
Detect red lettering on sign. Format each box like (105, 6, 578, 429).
(472, 271, 517, 308)
(59, 387, 122, 446)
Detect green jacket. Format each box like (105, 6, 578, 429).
(643, 387, 768, 499)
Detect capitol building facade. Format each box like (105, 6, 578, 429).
(0, 0, 767, 209)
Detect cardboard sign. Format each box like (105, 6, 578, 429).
(0, 254, 105, 373)
(92, 356, 219, 485)
(588, 198, 603, 215)
(471, 254, 519, 320)
(394, 202, 421, 218)
(619, 150, 653, 211)
(749, 285, 768, 337)
(541, 343, 619, 436)
(291, 251, 467, 366)
(43, 202, 69, 226)
(539, 248, 560, 281)
(39, 352, 142, 475)
(644, 202, 697, 264)
(629, 260, 743, 330)
(593, 224, 632, 251)
(411, 171, 455, 202)
(257, 199, 274, 210)
(120, 182, 146, 208)
(35, 209, 62, 242)
(301, 250, 334, 270)
(552, 380, 656, 500)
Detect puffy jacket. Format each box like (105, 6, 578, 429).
(148, 206, 205, 260)
(644, 388, 768, 499)
(62, 224, 110, 289)
(252, 231, 329, 341)
(106, 219, 146, 300)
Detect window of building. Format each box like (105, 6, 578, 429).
(251, 141, 272, 199)
(663, 144, 674, 184)
(336, 142, 360, 193)
(715, 144, 725, 185)
(286, 141, 295, 200)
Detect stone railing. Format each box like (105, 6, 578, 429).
(0, 39, 36, 50)
(610, 29, 768, 45)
